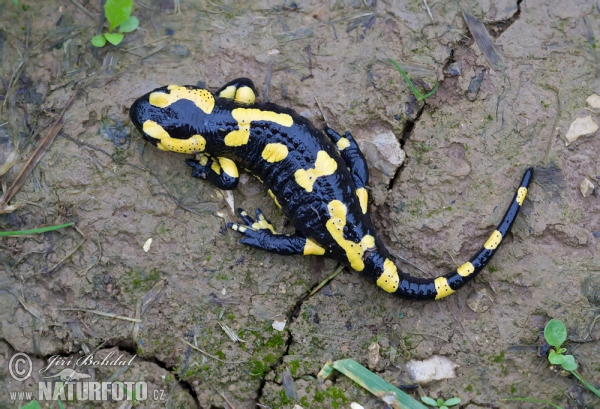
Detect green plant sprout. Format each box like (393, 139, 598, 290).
(92, 0, 139, 47)
(421, 396, 461, 409)
(0, 222, 74, 237)
(390, 58, 439, 101)
(545, 319, 600, 398)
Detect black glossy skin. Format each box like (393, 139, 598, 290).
(130, 78, 533, 300)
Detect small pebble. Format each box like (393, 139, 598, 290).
(587, 94, 600, 109)
(565, 115, 598, 145)
(580, 177, 595, 197)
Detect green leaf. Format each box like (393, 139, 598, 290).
(118, 16, 139, 33)
(444, 398, 461, 406)
(421, 396, 438, 406)
(104, 32, 124, 45)
(436, 398, 444, 406)
(91, 34, 107, 47)
(105, 0, 133, 31)
(57, 399, 65, 409)
(561, 355, 577, 371)
(440, 406, 448, 409)
(544, 319, 567, 348)
(317, 359, 429, 409)
(548, 350, 565, 365)
(19, 401, 41, 409)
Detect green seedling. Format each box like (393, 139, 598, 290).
(544, 319, 600, 398)
(92, 0, 139, 47)
(421, 396, 461, 409)
(0, 222, 74, 237)
(20, 399, 64, 409)
(389, 58, 439, 101)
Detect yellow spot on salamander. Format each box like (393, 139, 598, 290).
(294, 151, 338, 192)
(457, 261, 475, 277)
(218, 158, 240, 178)
(218, 157, 238, 178)
(303, 238, 325, 256)
(484, 230, 502, 250)
(356, 187, 368, 214)
(149, 85, 215, 113)
(434, 277, 455, 300)
(143, 120, 206, 153)
(326, 200, 375, 271)
(376, 259, 400, 292)
(516, 187, 527, 206)
(252, 213, 276, 233)
(231, 224, 248, 233)
(218, 85, 236, 100)
(262, 143, 289, 163)
(199, 154, 209, 166)
(268, 189, 282, 209)
(235, 87, 256, 104)
(336, 137, 351, 150)
(224, 108, 293, 147)
(211, 161, 221, 174)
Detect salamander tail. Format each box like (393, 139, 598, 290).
(378, 168, 533, 300)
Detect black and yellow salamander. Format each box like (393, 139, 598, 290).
(130, 78, 533, 301)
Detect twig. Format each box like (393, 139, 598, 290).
(307, 264, 344, 297)
(0, 87, 79, 213)
(179, 338, 246, 364)
(422, 0, 434, 23)
(57, 308, 141, 322)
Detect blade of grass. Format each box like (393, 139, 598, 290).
(0, 222, 74, 237)
(318, 359, 428, 409)
(571, 370, 600, 398)
(389, 58, 438, 101)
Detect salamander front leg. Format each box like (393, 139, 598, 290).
(186, 155, 239, 190)
(323, 126, 370, 214)
(228, 208, 326, 256)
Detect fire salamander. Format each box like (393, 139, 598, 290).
(130, 78, 533, 301)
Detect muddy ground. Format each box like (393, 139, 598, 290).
(0, 0, 599, 408)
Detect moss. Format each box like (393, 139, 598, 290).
(313, 390, 324, 402)
(288, 359, 300, 376)
(265, 332, 284, 348)
(465, 384, 473, 392)
(278, 389, 291, 405)
(324, 387, 348, 408)
(249, 353, 278, 377)
(490, 351, 505, 363)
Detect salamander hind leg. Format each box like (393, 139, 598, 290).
(324, 126, 370, 214)
(228, 208, 326, 256)
(215, 78, 257, 104)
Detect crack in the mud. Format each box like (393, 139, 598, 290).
(110, 341, 202, 408)
(389, 101, 427, 191)
(484, 0, 523, 38)
(21, 342, 202, 408)
(253, 279, 324, 404)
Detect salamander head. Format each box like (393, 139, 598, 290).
(129, 84, 215, 154)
